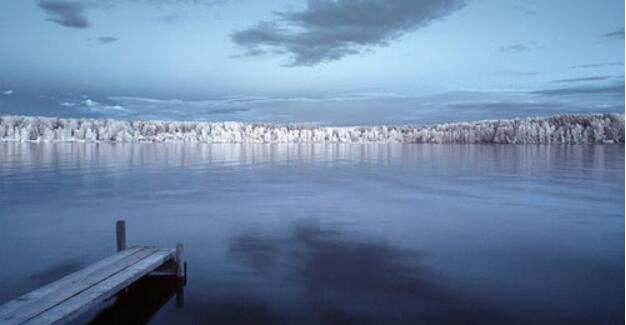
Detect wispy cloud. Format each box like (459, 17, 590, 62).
(498, 42, 539, 54)
(232, 0, 466, 66)
(551, 76, 611, 83)
(61, 97, 129, 115)
(447, 102, 565, 114)
(126, 0, 242, 5)
(499, 43, 529, 53)
(82, 99, 128, 114)
(601, 27, 625, 40)
(36, 0, 242, 28)
(531, 83, 625, 96)
(572, 62, 624, 69)
(37, 0, 91, 29)
(2, 90, 13, 96)
(513, 4, 536, 16)
(159, 12, 184, 24)
(96, 36, 118, 44)
(5, 87, 622, 125)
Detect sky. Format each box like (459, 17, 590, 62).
(0, 0, 624, 125)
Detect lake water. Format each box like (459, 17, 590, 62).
(0, 142, 623, 324)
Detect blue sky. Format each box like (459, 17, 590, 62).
(0, 0, 623, 125)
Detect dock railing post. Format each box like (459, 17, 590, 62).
(116, 220, 126, 252)
(175, 244, 185, 278)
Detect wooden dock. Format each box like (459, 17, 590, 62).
(0, 221, 185, 325)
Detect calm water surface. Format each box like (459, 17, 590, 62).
(0, 143, 623, 324)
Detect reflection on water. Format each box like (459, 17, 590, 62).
(0, 142, 623, 324)
(229, 222, 506, 324)
(88, 276, 184, 325)
(1, 142, 623, 169)
(27, 258, 84, 287)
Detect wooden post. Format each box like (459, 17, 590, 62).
(116, 220, 126, 252)
(176, 278, 185, 307)
(175, 243, 185, 307)
(175, 244, 185, 278)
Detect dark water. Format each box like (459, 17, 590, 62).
(0, 143, 623, 324)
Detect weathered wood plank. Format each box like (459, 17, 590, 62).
(0, 247, 164, 325)
(25, 248, 175, 325)
(0, 247, 143, 317)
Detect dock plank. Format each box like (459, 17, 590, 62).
(26, 248, 175, 325)
(0, 247, 158, 325)
(0, 247, 175, 325)
(0, 247, 144, 317)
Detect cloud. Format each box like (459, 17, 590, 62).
(159, 12, 184, 24)
(551, 76, 611, 83)
(127, 0, 242, 4)
(531, 83, 625, 96)
(97, 36, 118, 44)
(513, 4, 536, 16)
(231, 0, 466, 66)
(37, 0, 91, 28)
(498, 42, 539, 53)
(83, 98, 129, 113)
(499, 43, 529, 53)
(36, 0, 240, 29)
(58, 97, 130, 115)
(7, 87, 621, 126)
(105, 95, 264, 120)
(601, 27, 625, 40)
(2, 90, 13, 96)
(572, 62, 624, 69)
